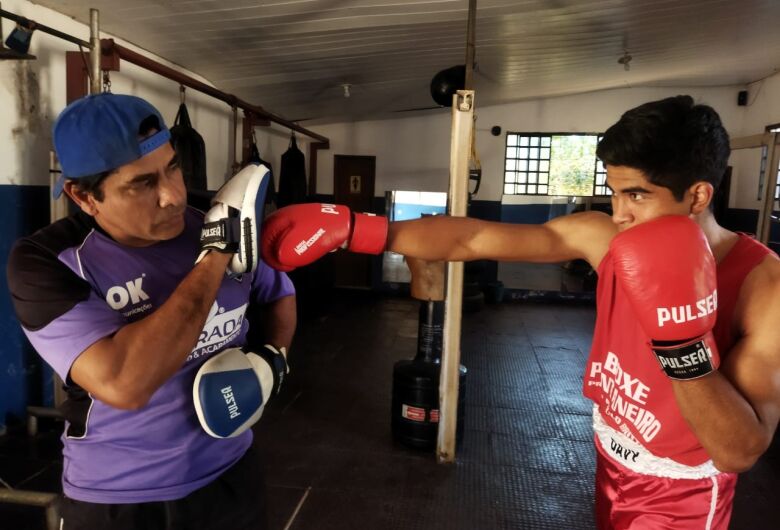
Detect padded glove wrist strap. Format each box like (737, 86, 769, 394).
(651, 338, 716, 380)
(200, 208, 241, 254)
(256, 344, 288, 395)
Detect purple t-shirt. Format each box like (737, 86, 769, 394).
(7, 207, 294, 503)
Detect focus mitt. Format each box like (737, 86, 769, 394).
(197, 163, 270, 274)
(193, 345, 288, 438)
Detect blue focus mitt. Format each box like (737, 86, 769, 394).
(193, 345, 288, 438)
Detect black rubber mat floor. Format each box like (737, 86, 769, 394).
(2, 292, 779, 529)
(258, 292, 780, 530)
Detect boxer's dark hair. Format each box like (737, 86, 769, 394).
(596, 95, 730, 201)
(69, 115, 165, 202)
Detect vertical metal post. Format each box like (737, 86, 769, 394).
(464, 0, 476, 90)
(45, 503, 59, 530)
(48, 150, 70, 411)
(437, 90, 474, 463)
(757, 132, 780, 244)
(89, 9, 100, 94)
(231, 105, 240, 176)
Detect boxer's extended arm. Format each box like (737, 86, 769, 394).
(670, 256, 780, 472)
(386, 210, 616, 268)
(70, 252, 232, 410)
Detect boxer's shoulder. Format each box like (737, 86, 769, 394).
(555, 210, 616, 270)
(736, 253, 780, 334)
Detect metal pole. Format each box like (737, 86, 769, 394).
(0, 489, 60, 530)
(0, 7, 90, 47)
(464, 0, 476, 90)
(231, 105, 240, 176)
(104, 40, 329, 144)
(437, 90, 474, 463)
(89, 9, 100, 94)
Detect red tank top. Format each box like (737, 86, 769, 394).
(583, 233, 775, 466)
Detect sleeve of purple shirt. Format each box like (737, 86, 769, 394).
(24, 291, 125, 381)
(251, 260, 295, 304)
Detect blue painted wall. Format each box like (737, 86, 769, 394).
(393, 203, 446, 221)
(0, 185, 52, 431)
(500, 203, 569, 225)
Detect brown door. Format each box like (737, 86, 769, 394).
(333, 155, 376, 288)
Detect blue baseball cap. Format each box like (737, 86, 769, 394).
(52, 93, 171, 198)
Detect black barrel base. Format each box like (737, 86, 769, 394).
(391, 360, 467, 451)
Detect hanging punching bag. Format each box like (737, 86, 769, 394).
(430, 64, 466, 107)
(278, 134, 307, 208)
(247, 142, 277, 207)
(170, 103, 208, 191)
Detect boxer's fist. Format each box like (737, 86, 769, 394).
(610, 216, 720, 379)
(261, 203, 388, 271)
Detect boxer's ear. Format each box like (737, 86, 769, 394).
(688, 181, 714, 215)
(64, 181, 100, 216)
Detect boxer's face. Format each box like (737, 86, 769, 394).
(606, 165, 693, 232)
(70, 142, 187, 246)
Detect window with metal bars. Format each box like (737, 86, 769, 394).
(504, 133, 609, 197)
(593, 135, 611, 196)
(776, 164, 780, 202)
(763, 124, 780, 203)
(755, 145, 780, 202)
(593, 158, 610, 197)
(503, 134, 551, 196)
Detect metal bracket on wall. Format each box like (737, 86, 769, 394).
(0, 2, 36, 60)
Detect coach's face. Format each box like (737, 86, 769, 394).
(606, 165, 711, 231)
(69, 142, 187, 247)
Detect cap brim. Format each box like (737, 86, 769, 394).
(52, 174, 66, 199)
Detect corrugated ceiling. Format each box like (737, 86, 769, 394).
(30, 0, 780, 123)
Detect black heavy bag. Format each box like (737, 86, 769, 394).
(248, 142, 276, 206)
(170, 103, 208, 191)
(277, 134, 307, 208)
(392, 300, 467, 450)
(430, 64, 466, 107)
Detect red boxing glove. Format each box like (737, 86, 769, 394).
(610, 216, 720, 380)
(261, 203, 388, 272)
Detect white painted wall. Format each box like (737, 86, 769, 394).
(742, 72, 780, 134)
(306, 83, 780, 211)
(0, 0, 237, 191)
